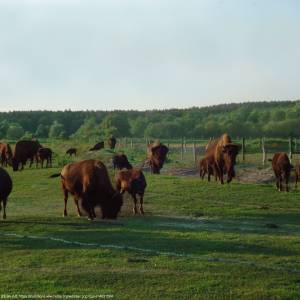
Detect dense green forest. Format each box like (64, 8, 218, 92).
(0, 101, 299, 140)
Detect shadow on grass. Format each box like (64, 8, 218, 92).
(0, 215, 298, 257)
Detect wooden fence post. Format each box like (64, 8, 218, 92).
(184, 138, 187, 153)
(130, 139, 133, 149)
(261, 137, 266, 165)
(289, 137, 293, 161)
(242, 137, 245, 162)
(193, 142, 197, 165)
(181, 137, 184, 160)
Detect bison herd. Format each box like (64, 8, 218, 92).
(0, 133, 298, 220)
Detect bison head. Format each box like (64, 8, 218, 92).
(222, 143, 241, 182)
(101, 192, 123, 219)
(12, 157, 19, 171)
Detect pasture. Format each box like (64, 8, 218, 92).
(0, 141, 300, 299)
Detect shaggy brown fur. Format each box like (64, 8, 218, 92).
(147, 141, 169, 174)
(108, 137, 117, 149)
(205, 134, 240, 184)
(199, 156, 216, 182)
(51, 160, 123, 219)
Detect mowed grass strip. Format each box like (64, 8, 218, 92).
(0, 165, 299, 299)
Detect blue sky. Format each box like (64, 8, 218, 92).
(0, 0, 300, 111)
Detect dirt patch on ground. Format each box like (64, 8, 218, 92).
(164, 166, 276, 184)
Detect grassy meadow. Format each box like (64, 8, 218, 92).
(0, 140, 299, 299)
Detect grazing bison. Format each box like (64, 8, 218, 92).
(115, 168, 147, 214)
(205, 133, 240, 184)
(108, 136, 117, 149)
(89, 142, 104, 151)
(147, 141, 169, 174)
(37, 147, 53, 168)
(0, 143, 12, 167)
(112, 154, 132, 170)
(270, 152, 293, 192)
(66, 148, 77, 157)
(0, 167, 12, 219)
(199, 156, 216, 182)
(12, 140, 42, 171)
(51, 159, 123, 219)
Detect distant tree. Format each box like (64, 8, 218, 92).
(130, 117, 148, 137)
(72, 118, 101, 140)
(0, 120, 9, 138)
(100, 113, 131, 137)
(48, 121, 66, 139)
(6, 123, 25, 140)
(35, 124, 49, 138)
(272, 110, 286, 122)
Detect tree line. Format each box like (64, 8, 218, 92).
(0, 101, 300, 140)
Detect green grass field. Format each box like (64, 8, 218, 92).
(0, 142, 300, 299)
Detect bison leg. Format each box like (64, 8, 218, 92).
(285, 173, 290, 192)
(295, 174, 298, 188)
(81, 195, 94, 220)
(74, 196, 82, 217)
(132, 194, 138, 214)
(63, 187, 68, 217)
(2, 198, 7, 219)
(139, 194, 144, 214)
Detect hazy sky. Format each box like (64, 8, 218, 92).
(1, 0, 300, 111)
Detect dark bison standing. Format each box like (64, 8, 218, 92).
(37, 147, 53, 168)
(0, 143, 13, 167)
(147, 141, 169, 174)
(89, 142, 104, 151)
(270, 152, 293, 192)
(0, 167, 12, 219)
(108, 137, 117, 149)
(205, 134, 240, 184)
(112, 154, 132, 170)
(115, 168, 147, 214)
(51, 159, 123, 219)
(66, 148, 77, 157)
(12, 140, 42, 171)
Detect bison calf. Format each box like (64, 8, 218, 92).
(115, 168, 147, 214)
(37, 147, 53, 168)
(199, 156, 216, 182)
(66, 148, 77, 157)
(271, 152, 293, 192)
(0, 167, 13, 219)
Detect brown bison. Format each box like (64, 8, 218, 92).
(12, 140, 42, 171)
(89, 142, 104, 151)
(51, 159, 123, 219)
(112, 154, 132, 170)
(199, 156, 216, 182)
(147, 141, 169, 174)
(66, 148, 77, 156)
(0, 143, 12, 167)
(205, 134, 240, 184)
(0, 167, 12, 219)
(37, 147, 53, 168)
(270, 152, 293, 192)
(115, 168, 147, 214)
(108, 136, 117, 149)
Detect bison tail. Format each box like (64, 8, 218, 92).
(49, 173, 61, 178)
